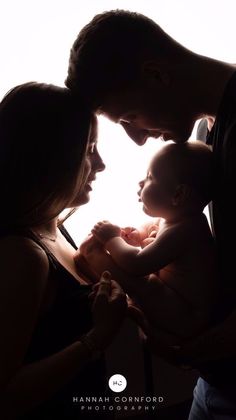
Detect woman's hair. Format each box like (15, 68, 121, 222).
(0, 82, 92, 230)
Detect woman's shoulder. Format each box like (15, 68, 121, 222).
(0, 234, 50, 284)
(0, 233, 47, 254)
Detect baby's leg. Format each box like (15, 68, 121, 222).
(76, 234, 116, 277)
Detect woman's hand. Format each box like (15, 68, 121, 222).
(90, 271, 127, 349)
(92, 221, 121, 244)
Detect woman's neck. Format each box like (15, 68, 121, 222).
(32, 218, 58, 237)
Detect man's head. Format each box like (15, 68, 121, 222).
(66, 10, 201, 144)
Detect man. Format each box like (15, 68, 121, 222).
(66, 10, 236, 419)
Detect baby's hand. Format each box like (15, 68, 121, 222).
(92, 221, 121, 244)
(121, 227, 142, 247)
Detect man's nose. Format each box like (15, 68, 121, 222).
(120, 121, 149, 146)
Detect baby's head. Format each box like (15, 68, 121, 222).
(138, 140, 214, 219)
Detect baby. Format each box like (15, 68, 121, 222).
(75, 141, 218, 341)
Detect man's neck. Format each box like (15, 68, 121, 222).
(193, 55, 236, 119)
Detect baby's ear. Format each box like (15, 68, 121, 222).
(172, 184, 191, 206)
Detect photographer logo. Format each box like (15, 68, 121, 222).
(108, 374, 127, 392)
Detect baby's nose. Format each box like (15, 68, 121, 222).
(138, 180, 144, 196)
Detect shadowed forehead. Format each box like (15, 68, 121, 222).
(149, 143, 180, 177)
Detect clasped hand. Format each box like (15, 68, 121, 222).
(92, 220, 160, 248)
(92, 220, 121, 244)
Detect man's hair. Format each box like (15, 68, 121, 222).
(0, 82, 91, 230)
(66, 9, 180, 109)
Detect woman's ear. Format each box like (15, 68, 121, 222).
(141, 60, 170, 87)
(172, 184, 191, 206)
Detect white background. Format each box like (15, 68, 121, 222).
(0, 0, 235, 243)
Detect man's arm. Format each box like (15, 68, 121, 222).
(180, 309, 236, 365)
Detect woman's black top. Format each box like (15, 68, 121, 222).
(1, 225, 110, 419)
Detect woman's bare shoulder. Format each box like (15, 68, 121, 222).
(0, 234, 49, 282)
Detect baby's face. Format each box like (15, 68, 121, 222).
(138, 151, 177, 218)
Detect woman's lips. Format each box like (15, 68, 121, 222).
(85, 177, 96, 190)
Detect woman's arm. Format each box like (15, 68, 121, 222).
(0, 237, 126, 418)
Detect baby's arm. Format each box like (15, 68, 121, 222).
(92, 220, 182, 277)
(77, 237, 195, 338)
(77, 225, 202, 337)
(76, 236, 180, 329)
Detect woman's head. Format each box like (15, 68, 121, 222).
(68, 113, 105, 207)
(0, 82, 96, 229)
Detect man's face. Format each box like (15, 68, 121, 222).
(100, 81, 196, 145)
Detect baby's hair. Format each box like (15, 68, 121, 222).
(156, 140, 215, 207)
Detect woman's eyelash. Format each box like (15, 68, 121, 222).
(88, 144, 96, 153)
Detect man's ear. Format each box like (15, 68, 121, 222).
(172, 184, 191, 206)
(141, 60, 170, 87)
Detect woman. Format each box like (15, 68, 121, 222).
(0, 82, 127, 419)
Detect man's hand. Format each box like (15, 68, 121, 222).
(127, 303, 189, 368)
(92, 221, 121, 244)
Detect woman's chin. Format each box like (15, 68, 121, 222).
(69, 192, 91, 207)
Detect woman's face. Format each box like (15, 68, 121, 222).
(69, 117, 105, 207)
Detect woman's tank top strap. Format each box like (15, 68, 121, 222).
(0, 225, 73, 270)
(58, 224, 78, 250)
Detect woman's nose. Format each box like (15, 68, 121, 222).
(94, 154, 106, 173)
